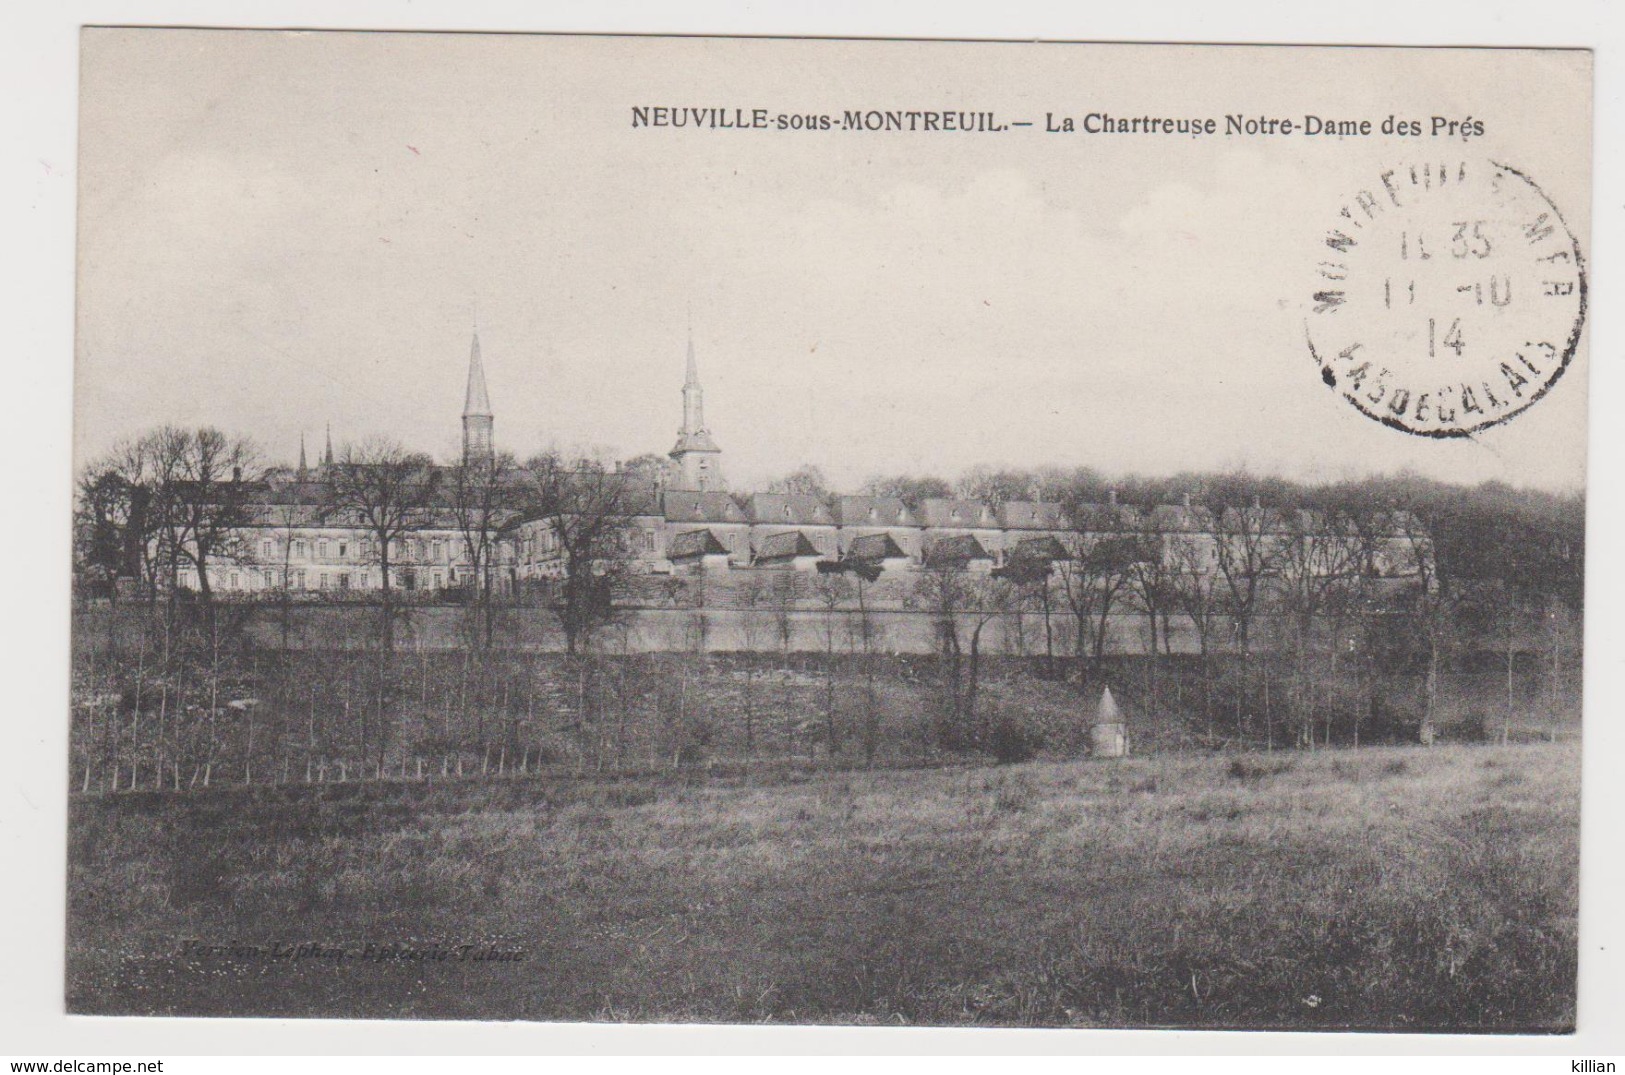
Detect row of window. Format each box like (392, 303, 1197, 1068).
(515, 528, 660, 559)
(191, 567, 463, 592)
(257, 536, 468, 564)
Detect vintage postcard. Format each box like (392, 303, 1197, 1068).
(69, 30, 1589, 1030)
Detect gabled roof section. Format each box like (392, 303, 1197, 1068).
(667, 528, 730, 560)
(662, 490, 747, 524)
(754, 530, 821, 563)
(1009, 534, 1069, 562)
(847, 532, 909, 561)
(923, 533, 993, 567)
(920, 498, 998, 529)
(835, 496, 919, 527)
(748, 493, 835, 526)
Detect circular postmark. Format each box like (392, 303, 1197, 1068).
(1304, 160, 1585, 437)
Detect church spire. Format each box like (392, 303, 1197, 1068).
(461, 330, 494, 464)
(680, 330, 704, 435)
(297, 432, 308, 479)
(463, 332, 492, 418)
(668, 327, 722, 490)
(323, 423, 334, 467)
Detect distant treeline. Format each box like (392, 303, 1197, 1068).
(855, 464, 1583, 606)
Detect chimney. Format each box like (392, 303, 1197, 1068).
(1108, 489, 1117, 507)
(232, 465, 242, 483)
(1181, 492, 1191, 509)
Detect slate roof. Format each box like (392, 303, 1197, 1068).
(834, 496, 920, 527)
(662, 490, 748, 524)
(754, 530, 822, 562)
(1009, 534, 1069, 562)
(748, 494, 837, 526)
(923, 533, 993, 566)
(667, 528, 730, 560)
(847, 532, 910, 561)
(998, 501, 1068, 531)
(920, 498, 999, 529)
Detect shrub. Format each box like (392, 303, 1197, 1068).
(987, 717, 1045, 765)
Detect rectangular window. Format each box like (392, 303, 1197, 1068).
(229, 572, 240, 590)
(338, 541, 348, 558)
(319, 572, 329, 589)
(338, 573, 350, 591)
(261, 540, 273, 558)
(432, 570, 444, 589)
(317, 539, 329, 558)
(295, 569, 306, 589)
(293, 540, 306, 559)
(432, 540, 444, 561)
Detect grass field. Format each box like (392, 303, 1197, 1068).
(66, 740, 1579, 1030)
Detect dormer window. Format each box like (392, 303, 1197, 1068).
(784, 505, 792, 518)
(951, 509, 961, 522)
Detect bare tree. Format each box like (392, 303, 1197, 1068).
(1052, 526, 1136, 682)
(813, 571, 852, 758)
(1383, 509, 1455, 744)
(842, 565, 887, 766)
(326, 438, 439, 773)
(1123, 519, 1179, 738)
(160, 428, 262, 649)
(74, 462, 145, 607)
(1209, 500, 1290, 659)
(911, 560, 1013, 751)
(1276, 510, 1366, 748)
(735, 572, 776, 758)
(522, 452, 641, 656)
(328, 437, 440, 655)
(448, 449, 520, 649)
(1166, 528, 1224, 739)
(765, 464, 833, 499)
(860, 473, 952, 507)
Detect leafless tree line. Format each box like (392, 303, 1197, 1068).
(73, 431, 1583, 784)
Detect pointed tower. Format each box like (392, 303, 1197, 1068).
(1091, 686, 1128, 758)
(462, 331, 494, 465)
(297, 432, 309, 480)
(323, 423, 335, 468)
(667, 331, 723, 490)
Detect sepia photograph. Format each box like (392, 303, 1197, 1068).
(64, 29, 1589, 1032)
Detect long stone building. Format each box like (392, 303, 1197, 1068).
(172, 332, 1428, 619)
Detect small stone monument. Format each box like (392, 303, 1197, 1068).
(1091, 685, 1129, 758)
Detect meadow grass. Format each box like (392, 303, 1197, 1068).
(66, 741, 1579, 1030)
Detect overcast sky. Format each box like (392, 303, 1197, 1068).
(75, 31, 1590, 493)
